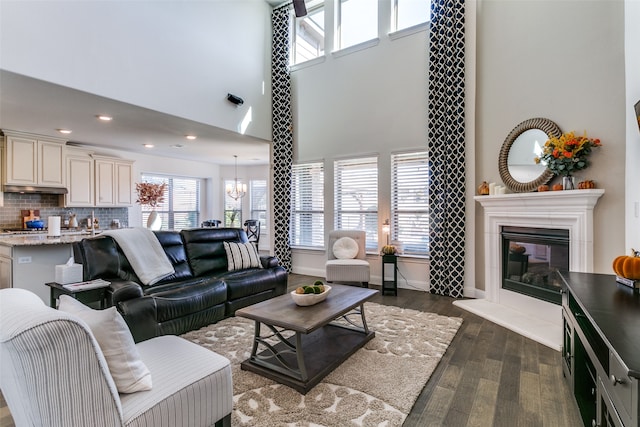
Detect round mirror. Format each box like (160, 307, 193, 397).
(498, 118, 561, 192)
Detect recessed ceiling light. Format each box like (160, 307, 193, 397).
(171, 144, 185, 148)
(97, 115, 113, 121)
(143, 144, 154, 148)
(185, 135, 197, 140)
(57, 129, 72, 134)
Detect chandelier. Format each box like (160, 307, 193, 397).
(226, 155, 247, 200)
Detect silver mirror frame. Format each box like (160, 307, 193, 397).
(498, 118, 561, 193)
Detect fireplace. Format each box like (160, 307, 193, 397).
(501, 226, 569, 305)
(454, 189, 604, 350)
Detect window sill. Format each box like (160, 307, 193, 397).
(389, 22, 429, 41)
(290, 55, 326, 72)
(332, 38, 380, 59)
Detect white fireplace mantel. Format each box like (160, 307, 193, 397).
(453, 189, 604, 350)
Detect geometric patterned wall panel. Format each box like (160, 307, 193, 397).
(271, 6, 293, 271)
(428, 0, 466, 298)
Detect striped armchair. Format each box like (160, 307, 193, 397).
(0, 288, 232, 427)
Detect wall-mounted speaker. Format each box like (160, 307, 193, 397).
(293, 0, 307, 18)
(227, 93, 244, 106)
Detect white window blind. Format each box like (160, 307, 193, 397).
(250, 180, 267, 233)
(334, 156, 378, 251)
(391, 151, 429, 256)
(140, 174, 200, 231)
(290, 162, 324, 248)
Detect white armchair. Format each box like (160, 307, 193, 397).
(0, 288, 232, 427)
(325, 229, 370, 288)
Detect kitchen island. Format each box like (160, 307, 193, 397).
(0, 232, 96, 304)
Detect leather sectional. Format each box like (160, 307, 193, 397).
(72, 228, 287, 342)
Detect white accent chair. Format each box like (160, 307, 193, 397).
(0, 288, 233, 427)
(325, 229, 370, 287)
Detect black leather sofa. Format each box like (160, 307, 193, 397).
(72, 228, 287, 342)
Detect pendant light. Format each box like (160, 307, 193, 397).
(226, 155, 247, 200)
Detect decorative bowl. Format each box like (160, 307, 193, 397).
(290, 285, 331, 307)
(26, 220, 45, 229)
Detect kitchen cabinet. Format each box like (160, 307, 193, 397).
(0, 245, 12, 288)
(94, 155, 134, 207)
(65, 148, 94, 207)
(2, 130, 66, 187)
(561, 272, 639, 427)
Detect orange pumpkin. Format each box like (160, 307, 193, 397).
(612, 249, 640, 280)
(537, 185, 549, 192)
(552, 184, 563, 191)
(478, 181, 490, 195)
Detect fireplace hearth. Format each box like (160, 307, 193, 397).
(501, 226, 569, 305)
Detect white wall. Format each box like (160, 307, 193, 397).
(0, 0, 272, 141)
(291, 1, 430, 290)
(625, 0, 640, 249)
(474, 0, 627, 290)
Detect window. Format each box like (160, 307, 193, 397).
(334, 156, 378, 251)
(337, 0, 378, 50)
(392, 0, 430, 32)
(290, 162, 324, 248)
(250, 180, 267, 234)
(140, 174, 200, 230)
(224, 179, 242, 227)
(291, 3, 325, 65)
(391, 151, 429, 256)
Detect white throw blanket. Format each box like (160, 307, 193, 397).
(102, 228, 175, 286)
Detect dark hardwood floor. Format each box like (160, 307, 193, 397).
(0, 274, 582, 427)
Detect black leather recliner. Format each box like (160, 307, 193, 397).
(72, 228, 287, 342)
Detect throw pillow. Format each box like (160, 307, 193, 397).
(333, 236, 359, 259)
(58, 296, 152, 394)
(224, 241, 262, 271)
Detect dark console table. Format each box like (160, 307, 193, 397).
(560, 271, 639, 427)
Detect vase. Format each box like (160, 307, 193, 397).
(147, 210, 162, 230)
(562, 176, 576, 190)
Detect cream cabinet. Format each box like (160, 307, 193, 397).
(3, 130, 66, 187)
(64, 148, 95, 207)
(94, 155, 134, 207)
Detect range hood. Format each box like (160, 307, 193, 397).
(3, 184, 68, 195)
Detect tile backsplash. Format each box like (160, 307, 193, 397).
(0, 193, 129, 230)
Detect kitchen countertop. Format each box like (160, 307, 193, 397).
(0, 231, 101, 247)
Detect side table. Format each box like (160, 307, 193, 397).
(381, 254, 398, 296)
(45, 282, 109, 309)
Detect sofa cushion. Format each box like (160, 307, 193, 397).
(182, 228, 247, 277)
(58, 295, 152, 394)
(153, 231, 193, 283)
(333, 236, 359, 259)
(223, 241, 262, 271)
(219, 268, 283, 301)
(144, 278, 227, 322)
(73, 236, 122, 281)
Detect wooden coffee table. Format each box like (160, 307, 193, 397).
(235, 284, 378, 394)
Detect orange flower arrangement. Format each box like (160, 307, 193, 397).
(534, 131, 602, 177)
(135, 182, 167, 207)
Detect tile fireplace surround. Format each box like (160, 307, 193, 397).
(454, 189, 605, 350)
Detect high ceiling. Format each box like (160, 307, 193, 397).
(0, 70, 271, 166)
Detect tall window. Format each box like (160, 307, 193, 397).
(391, 151, 429, 256)
(291, 2, 325, 65)
(290, 162, 324, 248)
(140, 174, 200, 230)
(334, 156, 378, 251)
(337, 0, 378, 50)
(250, 180, 267, 234)
(224, 179, 242, 227)
(392, 0, 430, 32)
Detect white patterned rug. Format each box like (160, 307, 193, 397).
(182, 302, 462, 427)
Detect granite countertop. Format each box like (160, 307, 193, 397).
(0, 231, 101, 247)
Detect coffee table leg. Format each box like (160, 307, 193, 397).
(248, 322, 308, 382)
(331, 304, 370, 334)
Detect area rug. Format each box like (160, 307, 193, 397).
(182, 303, 462, 426)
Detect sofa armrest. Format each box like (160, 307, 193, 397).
(109, 280, 144, 307)
(118, 297, 159, 343)
(260, 256, 280, 269)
